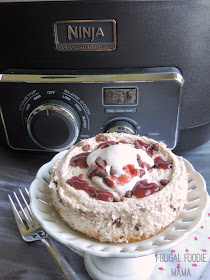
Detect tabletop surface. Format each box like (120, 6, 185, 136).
(0, 140, 209, 280)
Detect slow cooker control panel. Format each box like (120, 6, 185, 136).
(105, 120, 136, 135)
(18, 87, 91, 151)
(26, 99, 81, 150)
(0, 68, 184, 151)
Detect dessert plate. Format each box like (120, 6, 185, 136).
(29, 151, 209, 279)
(29, 150, 208, 258)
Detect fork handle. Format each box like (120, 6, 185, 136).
(41, 237, 80, 280)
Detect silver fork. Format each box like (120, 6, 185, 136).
(8, 188, 80, 280)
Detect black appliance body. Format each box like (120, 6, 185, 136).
(0, 0, 209, 152)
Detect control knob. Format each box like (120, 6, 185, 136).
(27, 99, 81, 151)
(105, 120, 136, 135)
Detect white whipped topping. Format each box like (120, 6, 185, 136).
(86, 143, 154, 195)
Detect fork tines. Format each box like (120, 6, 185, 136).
(8, 188, 38, 229)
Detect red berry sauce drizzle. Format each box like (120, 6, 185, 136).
(111, 164, 145, 186)
(68, 140, 172, 201)
(70, 152, 90, 168)
(97, 141, 117, 149)
(97, 140, 129, 150)
(125, 164, 145, 177)
(135, 140, 153, 156)
(67, 175, 115, 202)
(154, 156, 172, 169)
(132, 180, 160, 198)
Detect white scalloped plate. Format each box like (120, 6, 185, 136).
(30, 151, 209, 258)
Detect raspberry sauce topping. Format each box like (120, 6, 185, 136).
(121, 164, 145, 182)
(97, 140, 129, 149)
(70, 152, 90, 168)
(154, 156, 172, 169)
(87, 164, 102, 179)
(67, 176, 115, 202)
(134, 140, 153, 156)
(132, 180, 160, 198)
(140, 161, 153, 171)
(102, 164, 146, 188)
(97, 141, 117, 149)
(124, 164, 145, 177)
(69, 139, 171, 199)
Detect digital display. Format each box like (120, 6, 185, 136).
(103, 88, 137, 105)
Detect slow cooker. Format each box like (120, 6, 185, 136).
(0, 0, 209, 151)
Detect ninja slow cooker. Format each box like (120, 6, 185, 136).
(0, 0, 209, 151)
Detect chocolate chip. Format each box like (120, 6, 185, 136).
(96, 169, 107, 178)
(113, 218, 122, 228)
(110, 167, 117, 176)
(82, 144, 90, 151)
(87, 165, 98, 178)
(104, 143, 110, 148)
(152, 143, 159, 151)
(148, 145, 154, 155)
(95, 157, 106, 168)
(95, 135, 108, 142)
(125, 190, 133, 198)
(134, 140, 141, 149)
(115, 221, 121, 228)
(103, 177, 114, 187)
(170, 204, 176, 211)
(89, 191, 96, 198)
(160, 179, 169, 186)
(135, 224, 141, 231)
(137, 159, 142, 167)
(113, 196, 122, 202)
(137, 154, 142, 167)
(139, 169, 145, 177)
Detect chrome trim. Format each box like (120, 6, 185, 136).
(54, 19, 116, 51)
(172, 81, 184, 150)
(0, 70, 184, 150)
(106, 125, 135, 135)
(1, 106, 44, 151)
(27, 103, 80, 151)
(0, 72, 184, 85)
(0, 0, 92, 2)
(0, 105, 70, 152)
(0, 105, 12, 148)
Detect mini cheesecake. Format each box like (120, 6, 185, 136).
(50, 133, 188, 243)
